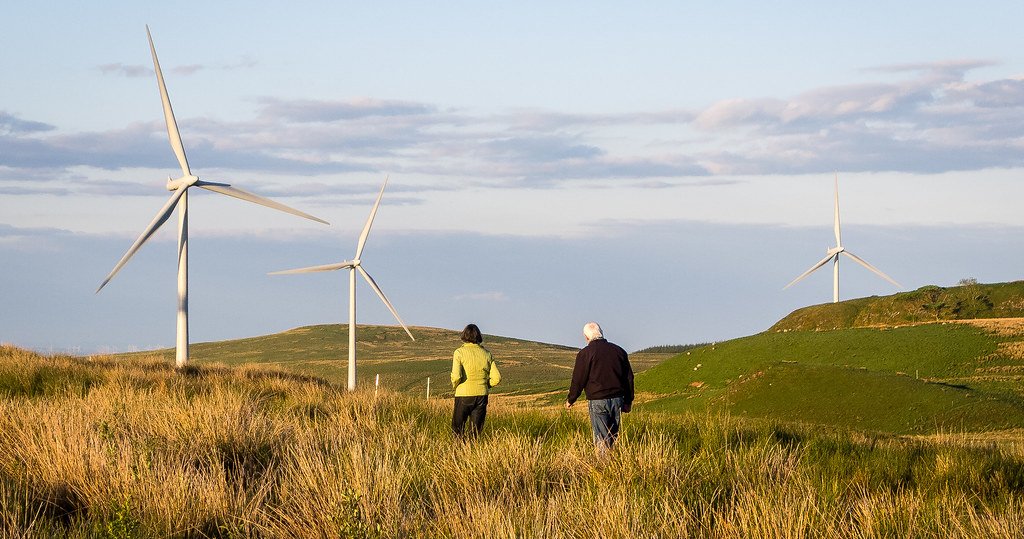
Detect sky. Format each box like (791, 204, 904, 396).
(3, 1, 1024, 355)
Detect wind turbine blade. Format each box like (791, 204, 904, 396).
(268, 261, 355, 275)
(197, 182, 329, 224)
(833, 172, 842, 247)
(784, 253, 836, 290)
(841, 251, 902, 288)
(355, 176, 388, 260)
(146, 25, 190, 178)
(357, 266, 415, 341)
(97, 188, 186, 292)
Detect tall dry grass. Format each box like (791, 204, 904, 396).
(2, 344, 1024, 537)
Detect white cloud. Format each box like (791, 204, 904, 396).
(689, 61, 1024, 174)
(257, 97, 437, 122)
(0, 112, 54, 134)
(97, 57, 258, 78)
(97, 63, 152, 78)
(6, 59, 1024, 198)
(454, 291, 509, 302)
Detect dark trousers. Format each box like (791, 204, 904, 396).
(452, 395, 489, 437)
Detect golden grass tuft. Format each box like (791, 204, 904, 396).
(2, 345, 1024, 537)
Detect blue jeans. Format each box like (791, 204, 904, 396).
(588, 397, 623, 450)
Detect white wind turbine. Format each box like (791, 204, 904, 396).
(97, 26, 328, 368)
(270, 177, 414, 391)
(784, 174, 901, 303)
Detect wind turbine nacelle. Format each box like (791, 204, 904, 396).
(166, 175, 199, 191)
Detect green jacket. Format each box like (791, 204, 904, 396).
(451, 343, 501, 397)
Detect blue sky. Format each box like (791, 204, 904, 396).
(3, 2, 1024, 353)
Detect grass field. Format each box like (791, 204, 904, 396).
(102, 314, 1024, 435)
(108, 324, 672, 402)
(4, 345, 1024, 537)
(637, 319, 1024, 434)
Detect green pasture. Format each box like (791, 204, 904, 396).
(638, 323, 1024, 434)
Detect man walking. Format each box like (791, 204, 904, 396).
(565, 322, 635, 453)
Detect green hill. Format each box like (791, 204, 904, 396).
(772, 280, 1024, 331)
(108, 324, 671, 400)
(637, 318, 1024, 434)
(88, 280, 1024, 434)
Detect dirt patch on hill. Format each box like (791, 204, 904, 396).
(994, 342, 1024, 362)
(955, 318, 1024, 337)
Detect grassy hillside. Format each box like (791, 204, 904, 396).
(637, 319, 1024, 434)
(109, 324, 671, 400)
(3, 345, 1024, 537)
(772, 280, 1024, 331)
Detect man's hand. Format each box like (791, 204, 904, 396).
(565, 401, 573, 410)
(622, 403, 632, 414)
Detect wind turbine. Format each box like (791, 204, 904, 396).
(270, 177, 414, 391)
(97, 26, 328, 368)
(784, 174, 901, 303)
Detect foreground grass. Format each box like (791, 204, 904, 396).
(3, 345, 1024, 537)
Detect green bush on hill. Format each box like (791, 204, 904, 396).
(633, 343, 710, 354)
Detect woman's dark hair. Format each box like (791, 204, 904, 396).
(460, 324, 483, 344)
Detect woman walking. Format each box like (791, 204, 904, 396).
(450, 323, 501, 437)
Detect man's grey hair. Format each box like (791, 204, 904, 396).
(583, 322, 603, 341)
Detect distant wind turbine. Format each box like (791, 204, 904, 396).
(784, 174, 901, 303)
(270, 177, 414, 391)
(97, 26, 328, 368)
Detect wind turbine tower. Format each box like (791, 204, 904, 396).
(270, 177, 414, 391)
(784, 174, 901, 303)
(97, 26, 328, 368)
